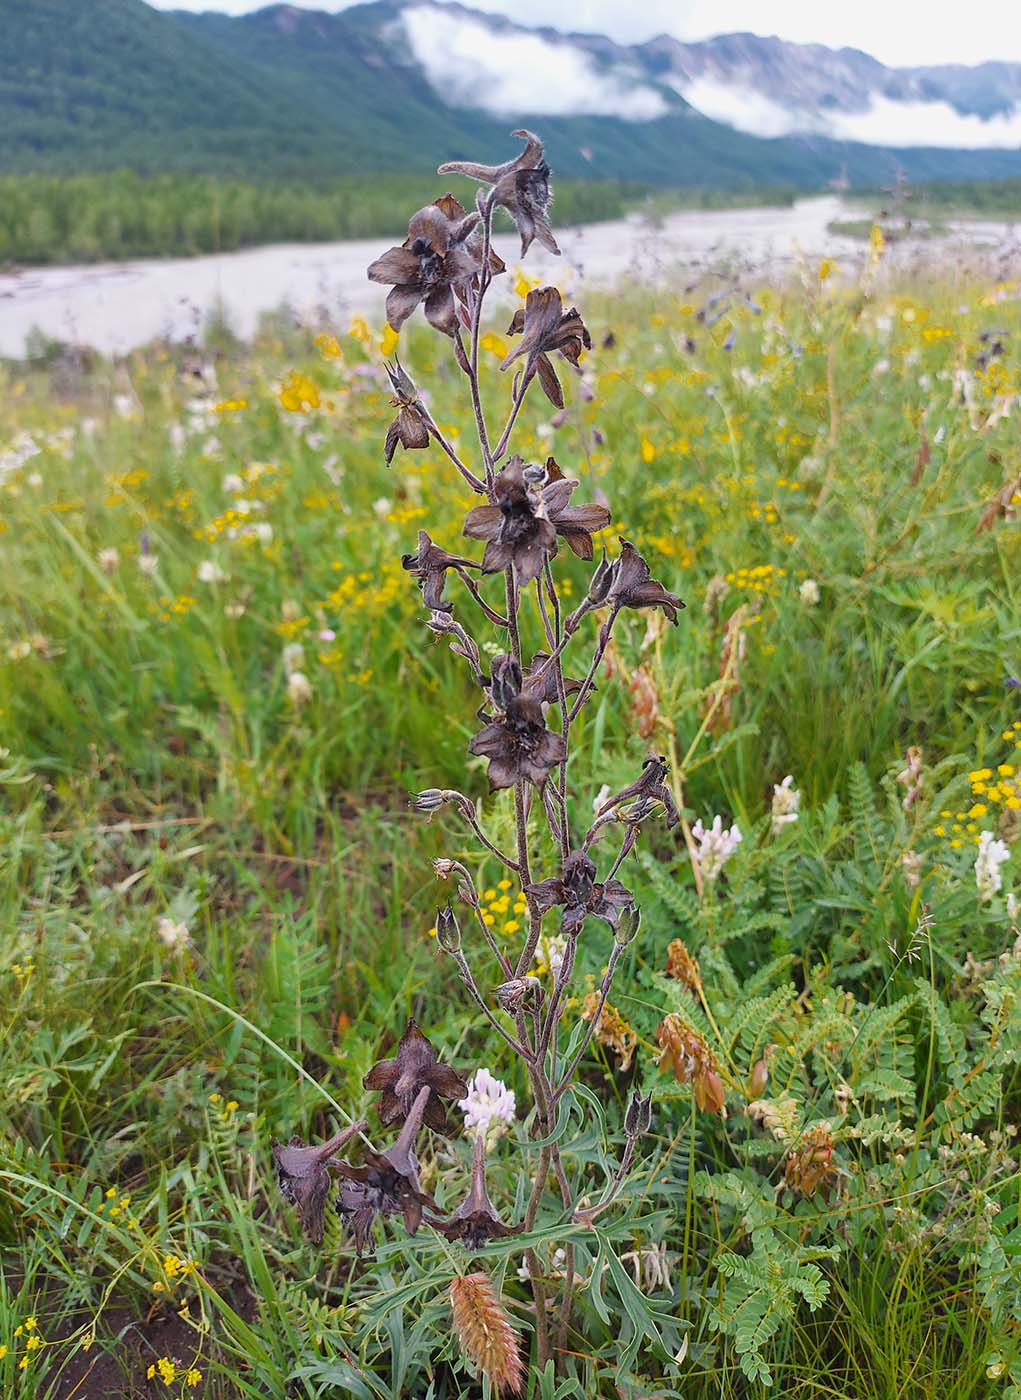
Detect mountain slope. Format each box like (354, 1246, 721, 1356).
(2, 0, 1021, 188)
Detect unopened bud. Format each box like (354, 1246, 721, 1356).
(411, 788, 456, 816)
(624, 1091, 653, 1138)
(435, 906, 461, 954)
(695, 1068, 725, 1116)
(747, 1051, 772, 1099)
(614, 903, 642, 947)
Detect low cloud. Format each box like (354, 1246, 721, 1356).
(402, 7, 669, 121)
(681, 76, 1021, 149)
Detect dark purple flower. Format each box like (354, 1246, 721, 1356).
(335, 1084, 437, 1252)
(439, 129, 560, 257)
(367, 195, 504, 336)
(463, 456, 556, 586)
(526, 848, 634, 936)
(469, 654, 566, 790)
(426, 1133, 523, 1251)
(384, 359, 429, 464)
(401, 530, 480, 614)
(363, 1019, 467, 1132)
(272, 1120, 366, 1244)
(502, 287, 591, 409)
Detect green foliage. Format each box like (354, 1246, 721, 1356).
(1, 261, 1020, 1395)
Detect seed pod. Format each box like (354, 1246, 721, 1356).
(613, 902, 641, 947)
(436, 906, 462, 954)
(494, 976, 544, 1014)
(624, 1090, 653, 1138)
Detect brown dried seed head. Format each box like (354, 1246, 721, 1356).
(449, 1272, 523, 1396)
(665, 938, 702, 993)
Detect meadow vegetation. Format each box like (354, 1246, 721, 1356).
(0, 240, 1020, 1396)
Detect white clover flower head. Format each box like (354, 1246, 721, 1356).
(691, 815, 742, 882)
(799, 578, 820, 606)
(286, 671, 313, 707)
(459, 1068, 516, 1144)
(157, 917, 190, 950)
(976, 831, 1011, 902)
(282, 643, 305, 674)
(771, 775, 801, 834)
(197, 560, 226, 584)
(98, 547, 120, 575)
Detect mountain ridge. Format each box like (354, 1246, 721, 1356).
(2, 0, 1021, 186)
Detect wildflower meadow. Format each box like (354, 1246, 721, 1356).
(1, 141, 1020, 1398)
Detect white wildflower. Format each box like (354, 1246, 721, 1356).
(541, 934, 568, 979)
(799, 578, 820, 606)
(901, 850, 923, 889)
(157, 917, 190, 950)
(691, 815, 742, 882)
(138, 553, 159, 576)
(771, 775, 800, 834)
(976, 832, 1011, 902)
(7, 640, 31, 661)
(373, 497, 392, 518)
(98, 547, 120, 574)
(286, 671, 312, 707)
(459, 1068, 516, 1144)
(197, 560, 226, 584)
(224, 602, 247, 619)
(222, 472, 245, 494)
(282, 643, 305, 674)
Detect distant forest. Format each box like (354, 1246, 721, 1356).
(0, 172, 798, 265)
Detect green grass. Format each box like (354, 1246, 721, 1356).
(0, 254, 1020, 1397)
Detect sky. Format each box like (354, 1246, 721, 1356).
(148, 0, 1021, 67)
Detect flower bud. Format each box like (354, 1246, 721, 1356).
(411, 788, 454, 815)
(624, 1091, 653, 1139)
(694, 1068, 725, 1116)
(435, 906, 461, 954)
(747, 1050, 772, 1099)
(613, 903, 641, 947)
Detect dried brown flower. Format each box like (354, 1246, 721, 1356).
(502, 286, 591, 409)
(540, 458, 611, 561)
(401, 530, 480, 614)
(463, 456, 555, 586)
(665, 938, 702, 994)
(526, 848, 634, 937)
(367, 194, 503, 336)
(783, 1124, 839, 1198)
(272, 1120, 367, 1244)
(449, 1271, 524, 1396)
(427, 1133, 523, 1250)
(595, 754, 680, 829)
(384, 359, 429, 464)
(363, 1019, 468, 1132)
(580, 991, 637, 1070)
(469, 654, 566, 789)
(335, 1084, 437, 1251)
(439, 128, 559, 258)
(656, 1014, 725, 1115)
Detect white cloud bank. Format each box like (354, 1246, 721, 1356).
(401, 7, 669, 120)
(681, 76, 1021, 148)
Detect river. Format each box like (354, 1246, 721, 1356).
(0, 196, 1015, 358)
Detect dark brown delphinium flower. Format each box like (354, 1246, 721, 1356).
(272, 1119, 367, 1244)
(384, 359, 429, 464)
(363, 1019, 467, 1131)
(501, 286, 591, 409)
(525, 848, 634, 936)
(541, 458, 611, 561)
(426, 1132, 523, 1250)
(367, 195, 503, 336)
(463, 457, 609, 584)
(335, 1084, 437, 1252)
(401, 531, 480, 614)
(572, 538, 684, 628)
(439, 128, 560, 257)
(594, 754, 680, 829)
(468, 655, 566, 790)
(463, 456, 555, 586)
